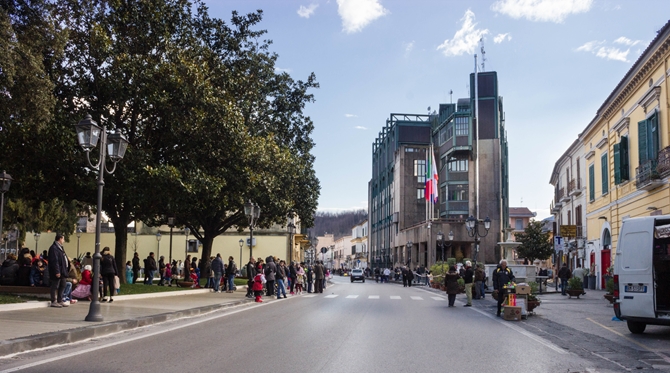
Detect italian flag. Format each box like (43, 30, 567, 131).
(425, 147, 438, 204)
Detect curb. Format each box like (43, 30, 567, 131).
(0, 297, 253, 357)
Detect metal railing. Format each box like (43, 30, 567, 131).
(636, 159, 659, 189)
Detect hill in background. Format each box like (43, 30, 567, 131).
(312, 210, 367, 240)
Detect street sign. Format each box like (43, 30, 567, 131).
(554, 236, 564, 253)
(321, 247, 328, 254)
(560, 225, 577, 237)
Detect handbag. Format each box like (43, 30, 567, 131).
(114, 275, 120, 290)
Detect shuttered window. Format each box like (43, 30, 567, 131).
(589, 164, 595, 201)
(638, 111, 660, 166)
(601, 153, 609, 195)
(614, 136, 629, 184)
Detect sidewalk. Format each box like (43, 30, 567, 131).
(0, 288, 253, 357)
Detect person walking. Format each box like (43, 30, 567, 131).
(374, 267, 380, 283)
(211, 254, 224, 293)
(276, 260, 288, 299)
(48, 234, 69, 308)
(184, 255, 191, 285)
(145, 253, 157, 285)
(306, 264, 313, 293)
(158, 256, 166, 286)
(474, 264, 485, 299)
(314, 261, 324, 293)
(289, 262, 297, 295)
(402, 267, 408, 287)
(558, 263, 571, 296)
(463, 261, 474, 307)
(444, 266, 461, 307)
(407, 267, 414, 287)
(245, 257, 256, 298)
(100, 247, 118, 302)
(295, 263, 305, 294)
(131, 252, 140, 284)
(493, 260, 515, 317)
(264, 256, 277, 297)
(226, 256, 237, 293)
(383, 267, 391, 283)
(252, 264, 266, 303)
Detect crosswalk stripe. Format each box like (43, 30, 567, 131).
(324, 295, 338, 298)
(303, 294, 317, 298)
(390, 296, 401, 300)
(368, 295, 379, 299)
(346, 295, 359, 299)
(431, 297, 445, 301)
(410, 296, 424, 300)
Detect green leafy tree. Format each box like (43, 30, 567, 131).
(514, 220, 553, 262)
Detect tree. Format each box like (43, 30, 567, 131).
(514, 220, 553, 262)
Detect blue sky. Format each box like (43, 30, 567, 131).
(205, 0, 670, 219)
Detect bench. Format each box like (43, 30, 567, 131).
(0, 286, 51, 295)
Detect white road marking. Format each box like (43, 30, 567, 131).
(431, 297, 445, 301)
(390, 296, 401, 300)
(368, 295, 380, 299)
(346, 295, 359, 299)
(324, 294, 338, 298)
(410, 296, 424, 300)
(303, 294, 317, 298)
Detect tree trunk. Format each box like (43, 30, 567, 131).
(111, 218, 130, 284)
(198, 233, 215, 273)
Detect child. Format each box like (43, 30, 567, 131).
(72, 265, 93, 301)
(164, 263, 172, 287)
(252, 265, 266, 303)
(190, 270, 199, 288)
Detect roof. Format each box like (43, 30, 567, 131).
(509, 207, 536, 218)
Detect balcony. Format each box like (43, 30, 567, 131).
(658, 146, 670, 178)
(568, 178, 583, 196)
(559, 187, 570, 202)
(636, 159, 663, 191)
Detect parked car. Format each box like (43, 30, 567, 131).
(350, 268, 365, 283)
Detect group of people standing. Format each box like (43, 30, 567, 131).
(246, 257, 328, 302)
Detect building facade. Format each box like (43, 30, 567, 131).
(351, 220, 368, 268)
(369, 71, 509, 270)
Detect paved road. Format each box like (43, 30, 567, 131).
(0, 276, 649, 372)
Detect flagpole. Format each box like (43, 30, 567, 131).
(474, 54, 480, 221)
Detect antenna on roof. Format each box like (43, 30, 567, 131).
(449, 90, 453, 104)
(480, 37, 486, 72)
(520, 197, 523, 205)
(427, 106, 431, 114)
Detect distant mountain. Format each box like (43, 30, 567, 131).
(312, 210, 367, 240)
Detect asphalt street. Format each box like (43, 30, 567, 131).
(0, 276, 653, 373)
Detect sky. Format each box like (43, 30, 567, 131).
(205, 0, 670, 219)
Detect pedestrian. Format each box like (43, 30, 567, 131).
(306, 264, 313, 293)
(164, 261, 172, 287)
(295, 263, 305, 294)
(572, 264, 586, 295)
(226, 256, 237, 293)
(184, 255, 191, 285)
(245, 257, 256, 298)
(131, 252, 140, 284)
(203, 256, 213, 288)
(29, 258, 48, 287)
(444, 266, 460, 307)
(48, 234, 69, 308)
(493, 260, 515, 317)
(463, 261, 474, 307)
(289, 262, 297, 295)
(264, 256, 277, 297)
(383, 267, 391, 283)
(407, 267, 414, 287)
(374, 267, 380, 283)
(402, 267, 408, 287)
(211, 254, 224, 293)
(558, 263, 571, 296)
(100, 247, 118, 303)
(474, 264, 485, 299)
(158, 256, 166, 286)
(252, 265, 266, 303)
(314, 260, 324, 293)
(125, 261, 133, 284)
(145, 252, 157, 285)
(170, 260, 178, 286)
(83, 252, 93, 269)
(276, 260, 288, 299)
(72, 265, 92, 300)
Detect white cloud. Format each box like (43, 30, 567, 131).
(576, 40, 631, 62)
(354, 126, 368, 130)
(274, 67, 292, 73)
(345, 114, 358, 118)
(337, 0, 389, 34)
(437, 10, 488, 57)
(491, 0, 593, 23)
(493, 33, 512, 43)
(297, 3, 319, 18)
(614, 36, 642, 47)
(404, 40, 415, 56)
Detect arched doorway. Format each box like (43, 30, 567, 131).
(601, 228, 611, 288)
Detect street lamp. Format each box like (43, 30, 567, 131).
(406, 241, 412, 266)
(287, 221, 296, 263)
(465, 215, 491, 268)
(34, 232, 40, 253)
(74, 113, 129, 322)
(239, 239, 244, 267)
(156, 232, 162, 259)
(0, 171, 12, 257)
(167, 216, 175, 263)
(437, 231, 454, 274)
(76, 229, 82, 258)
(244, 200, 261, 259)
(184, 227, 190, 264)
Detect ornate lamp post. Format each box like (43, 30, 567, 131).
(74, 114, 129, 322)
(465, 215, 491, 268)
(34, 232, 40, 252)
(0, 171, 12, 256)
(287, 221, 296, 263)
(76, 229, 82, 258)
(156, 232, 162, 260)
(184, 227, 190, 263)
(167, 216, 175, 263)
(239, 238, 244, 266)
(406, 241, 412, 266)
(244, 200, 261, 259)
(437, 231, 454, 274)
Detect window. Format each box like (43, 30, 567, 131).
(601, 153, 608, 195)
(417, 188, 425, 199)
(638, 111, 659, 165)
(414, 160, 426, 183)
(447, 124, 453, 140)
(77, 217, 87, 232)
(447, 188, 468, 201)
(439, 127, 447, 144)
(588, 164, 595, 201)
(515, 219, 523, 230)
(614, 136, 629, 184)
(447, 158, 468, 172)
(455, 117, 469, 136)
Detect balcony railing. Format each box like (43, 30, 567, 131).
(658, 146, 670, 177)
(636, 159, 661, 190)
(556, 187, 565, 203)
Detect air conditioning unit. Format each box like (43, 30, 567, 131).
(246, 238, 256, 247)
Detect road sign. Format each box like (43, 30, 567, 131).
(554, 236, 564, 253)
(560, 225, 577, 237)
(321, 247, 328, 254)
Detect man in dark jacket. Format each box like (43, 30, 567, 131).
(48, 234, 69, 308)
(314, 261, 324, 293)
(131, 252, 140, 284)
(211, 254, 224, 293)
(245, 257, 256, 298)
(226, 256, 237, 293)
(493, 260, 515, 317)
(145, 253, 157, 285)
(306, 264, 313, 293)
(289, 262, 297, 295)
(558, 263, 571, 296)
(463, 261, 474, 307)
(264, 257, 277, 297)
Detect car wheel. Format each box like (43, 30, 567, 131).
(350, 279, 353, 283)
(362, 279, 365, 283)
(627, 321, 646, 334)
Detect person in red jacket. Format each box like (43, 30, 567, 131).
(72, 265, 93, 301)
(252, 265, 266, 303)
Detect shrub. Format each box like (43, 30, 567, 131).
(605, 278, 615, 294)
(568, 276, 583, 290)
(528, 281, 539, 294)
(457, 278, 465, 286)
(446, 258, 457, 268)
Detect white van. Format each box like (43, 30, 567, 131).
(614, 215, 670, 334)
